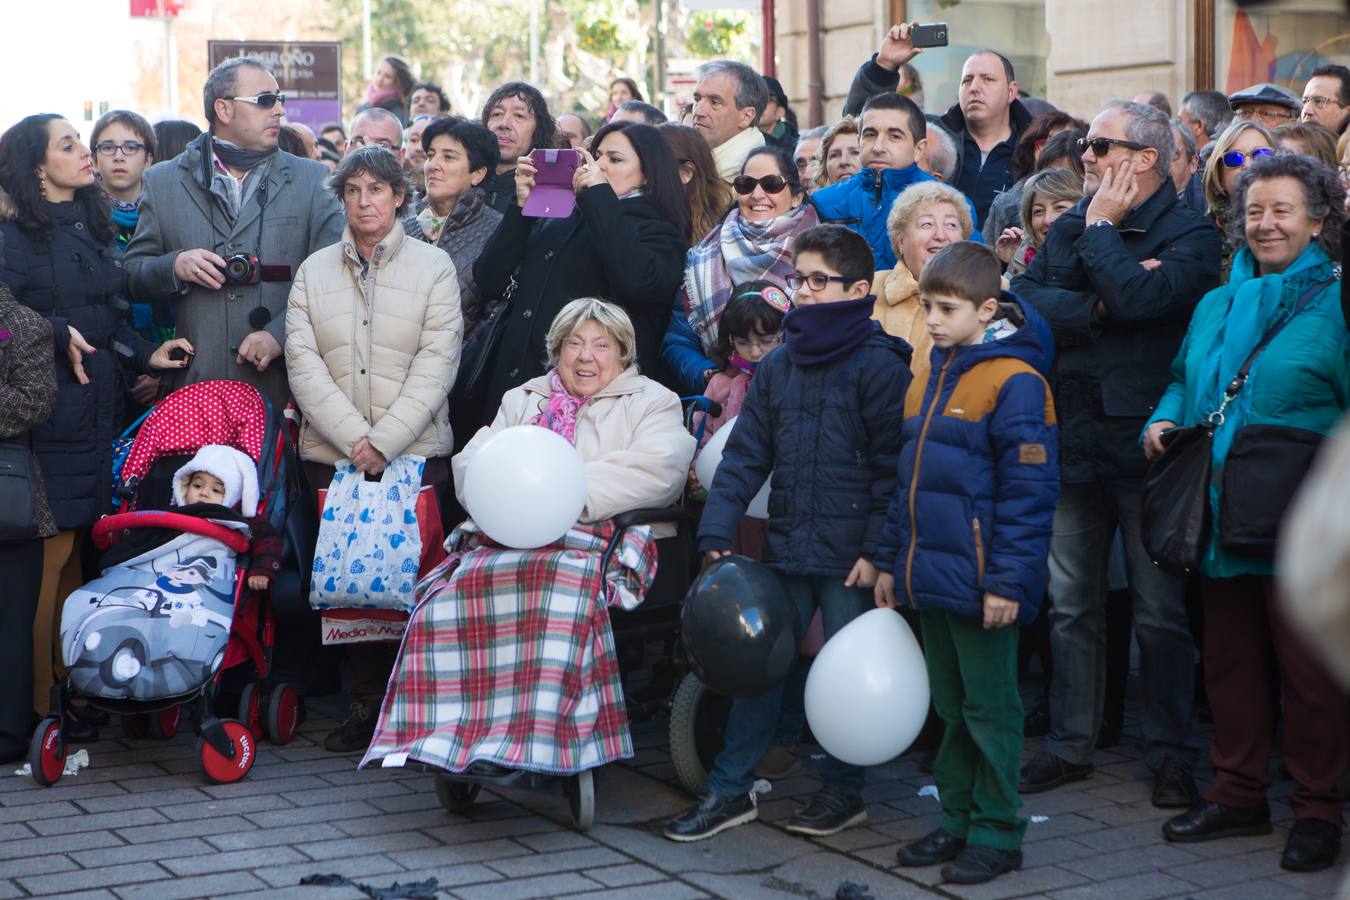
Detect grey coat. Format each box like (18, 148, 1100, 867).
(124, 136, 344, 410)
(402, 188, 502, 340)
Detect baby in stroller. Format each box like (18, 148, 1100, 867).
(61, 444, 279, 701)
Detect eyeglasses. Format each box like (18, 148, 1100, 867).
(733, 174, 788, 195)
(94, 141, 146, 157)
(1076, 137, 1148, 157)
(1234, 107, 1295, 125)
(730, 333, 783, 353)
(348, 136, 397, 151)
(785, 271, 859, 292)
(1302, 94, 1347, 110)
(229, 92, 287, 109)
(1221, 147, 1275, 168)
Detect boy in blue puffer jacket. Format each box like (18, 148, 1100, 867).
(875, 242, 1059, 885)
(665, 225, 912, 843)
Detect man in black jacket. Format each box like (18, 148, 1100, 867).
(1011, 101, 1222, 807)
(843, 26, 1032, 228)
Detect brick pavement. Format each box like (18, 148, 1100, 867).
(1, 688, 1345, 900)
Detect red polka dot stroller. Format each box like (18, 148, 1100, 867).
(29, 380, 301, 786)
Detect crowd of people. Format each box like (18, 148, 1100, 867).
(0, 21, 1348, 887)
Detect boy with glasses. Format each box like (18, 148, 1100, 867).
(665, 225, 912, 842)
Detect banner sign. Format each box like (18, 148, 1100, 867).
(207, 41, 342, 131)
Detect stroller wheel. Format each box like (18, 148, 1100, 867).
(29, 717, 66, 787)
(565, 769, 595, 831)
(434, 775, 481, 813)
(121, 713, 151, 740)
(265, 683, 301, 745)
(198, 720, 255, 784)
(237, 683, 264, 741)
(148, 706, 181, 740)
(669, 673, 732, 797)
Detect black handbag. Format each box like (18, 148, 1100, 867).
(450, 296, 510, 413)
(1142, 423, 1214, 574)
(1142, 275, 1335, 573)
(1220, 424, 1324, 557)
(0, 439, 41, 543)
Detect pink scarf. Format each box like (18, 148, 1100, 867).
(366, 85, 400, 108)
(530, 370, 588, 445)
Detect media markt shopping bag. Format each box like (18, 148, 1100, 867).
(310, 456, 425, 612)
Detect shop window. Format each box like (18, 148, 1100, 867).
(1218, 0, 1350, 95)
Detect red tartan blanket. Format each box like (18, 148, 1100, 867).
(360, 519, 658, 775)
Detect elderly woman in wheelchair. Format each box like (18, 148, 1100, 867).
(359, 298, 696, 828)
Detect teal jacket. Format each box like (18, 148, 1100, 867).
(1146, 244, 1350, 578)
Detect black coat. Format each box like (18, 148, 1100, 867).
(698, 331, 912, 578)
(0, 197, 151, 528)
(480, 169, 518, 215)
(1011, 182, 1222, 482)
(473, 184, 686, 420)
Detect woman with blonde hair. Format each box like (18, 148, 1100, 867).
(995, 168, 1085, 277)
(870, 181, 974, 385)
(1202, 120, 1275, 276)
(813, 117, 861, 190)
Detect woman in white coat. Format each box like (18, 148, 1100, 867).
(285, 146, 463, 754)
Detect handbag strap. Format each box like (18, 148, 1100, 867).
(1208, 273, 1338, 424)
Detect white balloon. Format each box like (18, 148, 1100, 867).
(694, 415, 771, 519)
(463, 425, 587, 549)
(804, 608, 930, 766)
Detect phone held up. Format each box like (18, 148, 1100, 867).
(522, 148, 582, 219)
(911, 23, 949, 49)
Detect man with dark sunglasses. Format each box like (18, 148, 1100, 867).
(814, 91, 980, 270)
(125, 56, 344, 413)
(1012, 100, 1222, 809)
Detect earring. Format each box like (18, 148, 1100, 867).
(37, 172, 47, 200)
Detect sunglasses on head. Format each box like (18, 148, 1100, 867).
(229, 92, 287, 110)
(1076, 137, 1148, 157)
(733, 174, 788, 195)
(1221, 147, 1275, 168)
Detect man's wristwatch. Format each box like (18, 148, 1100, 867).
(1087, 218, 1116, 229)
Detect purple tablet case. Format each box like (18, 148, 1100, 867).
(522, 148, 580, 219)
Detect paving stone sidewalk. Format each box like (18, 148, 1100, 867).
(1, 692, 1344, 900)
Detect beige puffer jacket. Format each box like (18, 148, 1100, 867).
(285, 221, 463, 465)
(453, 367, 696, 530)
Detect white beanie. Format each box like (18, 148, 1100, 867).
(172, 444, 260, 517)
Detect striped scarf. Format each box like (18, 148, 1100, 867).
(681, 203, 818, 355)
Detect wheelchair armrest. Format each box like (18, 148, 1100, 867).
(612, 506, 692, 531)
(601, 506, 693, 574)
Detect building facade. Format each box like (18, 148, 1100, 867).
(774, 0, 1350, 124)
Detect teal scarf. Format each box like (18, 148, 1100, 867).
(1197, 242, 1335, 463)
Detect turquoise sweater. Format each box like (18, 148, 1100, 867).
(1146, 244, 1349, 579)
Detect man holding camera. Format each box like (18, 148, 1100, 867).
(126, 57, 344, 409)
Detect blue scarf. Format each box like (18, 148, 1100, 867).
(1196, 242, 1335, 464)
(110, 194, 141, 247)
(782, 296, 880, 366)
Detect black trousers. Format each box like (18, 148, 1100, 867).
(1, 539, 42, 744)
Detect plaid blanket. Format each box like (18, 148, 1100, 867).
(360, 519, 658, 775)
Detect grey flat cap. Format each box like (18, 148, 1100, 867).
(1228, 82, 1302, 113)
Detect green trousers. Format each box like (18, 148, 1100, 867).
(920, 608, 1026, 851)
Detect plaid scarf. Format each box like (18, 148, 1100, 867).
(360, 519, 657, 775)
(682, 203, 819, 355)
(530, 370, 588, 444)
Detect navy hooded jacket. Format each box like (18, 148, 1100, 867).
(698, 329, 913, 578)
(875, 293, 1060, 625)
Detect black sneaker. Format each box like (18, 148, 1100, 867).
(785, 788, 867, 836)
(323, 698, 376, 753)
(1152, 755, 1199, 809)
(940, 844, 1023, 884)
(664, 792, 757, 842)
(1023, 703, 1050, 738)
(896, 827, 966, 866)
(1281, 818, 1342, 872)
(1019, 749, 1093, 794)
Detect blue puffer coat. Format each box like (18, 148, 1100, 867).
(875, 293, 1060, 624)
(698, 330, 912, 577)
(812, 165, 981, 271)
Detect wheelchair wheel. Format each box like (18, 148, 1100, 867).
(565, 769, 595, 831)
(669, 672, 733, 796)
(434, 775, 481, 813)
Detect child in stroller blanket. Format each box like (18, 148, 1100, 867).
(171, 444, 283, 592)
